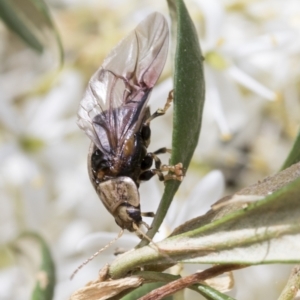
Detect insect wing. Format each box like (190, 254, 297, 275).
(101, 12, 169, 89)
(77, 12, 169, 153)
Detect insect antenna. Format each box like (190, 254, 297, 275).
(132, 223, 177, 266)
(70, 229, 124, 280)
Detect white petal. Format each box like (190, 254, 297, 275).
(227, 66, 277, 101)
(166, 170, 225, 230)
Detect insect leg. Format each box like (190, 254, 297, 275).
(141, 212, 155, 217)
(145, 90, 173, 125)
(160, 163, 184, 181)
(152, 147, 172, 168)
(139, 163, 184, 182)
(141, 148, 171, 170)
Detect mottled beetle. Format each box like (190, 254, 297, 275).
(77, 12, 183, 236)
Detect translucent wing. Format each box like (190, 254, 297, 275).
(77, 12, 169, 153)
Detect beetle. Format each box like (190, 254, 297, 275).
(77, 12, 183, 236)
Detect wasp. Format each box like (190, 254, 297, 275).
(77, 12, 183, 236)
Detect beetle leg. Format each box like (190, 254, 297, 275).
(139, 162, 184, 182)
(145, 90, 173, 125)
(141, 153, 154, 170)
(139, 169, 163, 181)
(152, 147, 171, 168)
(153, 147, 172, 155)
(160, 163, 184, 181)
(141, 212, 155, 217)
(142, 148, 171, 170)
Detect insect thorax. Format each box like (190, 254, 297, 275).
(90, 129, 150, 185)
(90, 104, 151, 185)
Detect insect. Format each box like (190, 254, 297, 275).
(77, 12, 183, 237)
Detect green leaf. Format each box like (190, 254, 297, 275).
(29, 234, 55, 300)
(28, 0, 64, 65)
(121, 283, 173, 300)
(138, 0, 205, 247)
(165, 164, 300, 265)
(195, 284, 235, 300)
(0, 0, 43, 52)
(0, 0, 64, 64)
(169, 0, 205, 173)
(281, 128, 300, 170)
(10, 232, 56, 300)
(109, 162, 300, 278)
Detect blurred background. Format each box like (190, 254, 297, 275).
(0, 0, 300, 299)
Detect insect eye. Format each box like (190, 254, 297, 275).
(126, 207, 142, 222)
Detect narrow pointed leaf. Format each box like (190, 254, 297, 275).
(10, 232, 55, 300)
(121, 283, 173, 300)
(30, 233, 56, 300)
(0, 0, 64, 64)
(110, 163, 300, 278)
(0, 0, 43, 52)
(195, 283, 235, 300)
(281, 128, 300, 170)
(163, 165, 300, 265)
(139, 0, 205, 246)
(28, 0, 64, 65)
